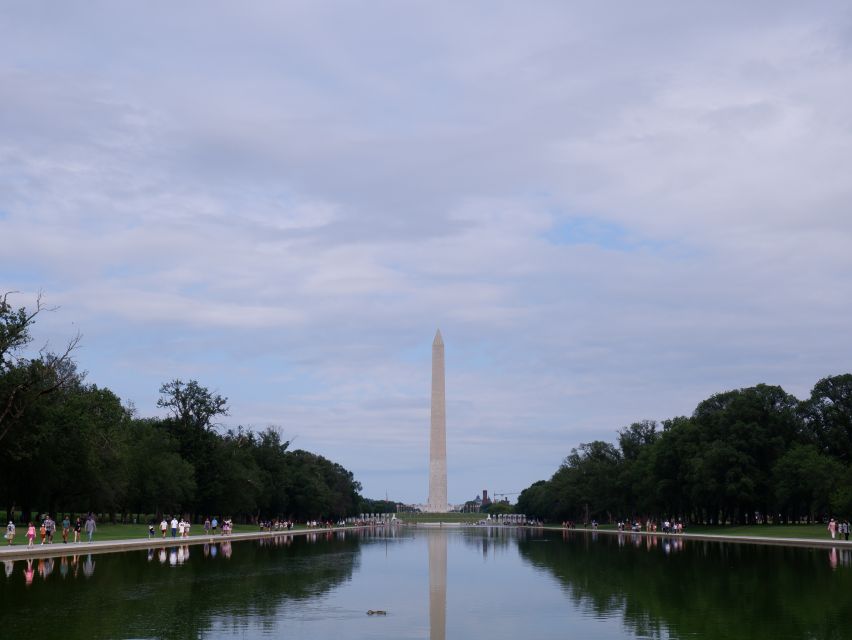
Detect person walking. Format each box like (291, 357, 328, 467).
(62, 515, 70, 543)
(85, 515, 96, 542)
(178, 519, 185, 538)
(170, 516, 178, 538)
(74, 517, 82, 543)
(45, 516, 56, 543)
(828, 518, 837, 540)
(204, 517, 211, 535)
(160, 517, 168, 539)
(5, 521, 14, 546)
(26, 522, 36, 548)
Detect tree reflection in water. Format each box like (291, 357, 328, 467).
(517, 530, 852, 640)
(0, 532, 361, 639)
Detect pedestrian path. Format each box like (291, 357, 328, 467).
(0, 526, 359, 561)
(539, 525, 852, 549)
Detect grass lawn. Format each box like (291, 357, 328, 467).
(396, 512, 485, 523)
(3, 521, 309, 544)
(685, 524, 837, 540)
(556, 523, 839, 541)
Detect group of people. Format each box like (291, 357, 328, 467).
(258, 519, 295, 532)
(5, 515, 96, 547)
(154, 516, 193, 539)
(150, 516, 236, 539)
(827, 518, 851, 541)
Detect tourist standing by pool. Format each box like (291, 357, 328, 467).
(211, 517, 218, 534)
(828, 518, 837, 539)
(204, 517, 211, 535)
(85, 515, 96, 542)
(170, 516, 178, 538)
(45, 515, 56, 543)
(160, 517, 168, 538)
(61, 515, 70, 543)
(26, 522, 35, 548)
(5, 520, 14, 545)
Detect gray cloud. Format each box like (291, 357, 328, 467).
(2, 1, 852, 502)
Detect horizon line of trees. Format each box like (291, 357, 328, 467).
(0, 292, 375, 524)
(517, 376, 852, 526)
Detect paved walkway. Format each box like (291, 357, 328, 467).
(536, 525, 852, 549)
(0, 526, 361, 561)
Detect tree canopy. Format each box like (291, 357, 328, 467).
(0, 295, 369, 523)
(518, 378, 852, 524)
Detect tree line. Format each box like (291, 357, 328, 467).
(517, 378, 852, 525)
(0, 293, 367, 523)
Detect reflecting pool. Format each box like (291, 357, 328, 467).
(1, 528, 851, 639)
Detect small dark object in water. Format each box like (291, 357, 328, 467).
(367, 610, 387, 615)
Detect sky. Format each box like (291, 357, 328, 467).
(2, 1, 852, 505)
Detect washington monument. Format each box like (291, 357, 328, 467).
(427, 329, 448, 512)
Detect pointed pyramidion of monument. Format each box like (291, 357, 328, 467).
(433, 328, 443, 346)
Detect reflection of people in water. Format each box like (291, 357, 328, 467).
(221, 541, 232, 559)
(24, 559, 34, 585)
(39, 558, 54, 579)
(210, 544, 218, 558)
(4, 559, 13, 578)
(60, 556, 69, 579)
(158, 548, 167, 564)
(82, 555, 95, 578)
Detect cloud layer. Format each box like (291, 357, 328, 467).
(2, 1, 852, 503)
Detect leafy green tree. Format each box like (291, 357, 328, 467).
(484, 501, 513, 515)
(773, 444, 843, 522)
(157, 379, 230, 516)
(250, 427, 291, 517)
(689, 384, 803, 523)
(0, 292, 80, 444)
(124, 419, 196, 516)
(802, 374, 852, 462)
(157, 379, 229, 432)
(516, 480, 551, 520)
(617, 420, 659, 517)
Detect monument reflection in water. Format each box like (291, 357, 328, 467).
(428, 530, 447, 640)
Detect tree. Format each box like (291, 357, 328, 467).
(802, 374, 852, 462)
(157, 379, 229, 432)
(157, 379, 229, 517)
(773, 444, 843, 522)
(124, 419, 196, 516)
(0, 292, 80, 443)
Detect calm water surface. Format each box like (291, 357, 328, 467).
(1, 528, 851, 639)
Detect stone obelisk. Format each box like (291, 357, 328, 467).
(428, 329, 448, 512)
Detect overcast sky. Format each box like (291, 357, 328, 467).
(2, 1, 852, 504)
